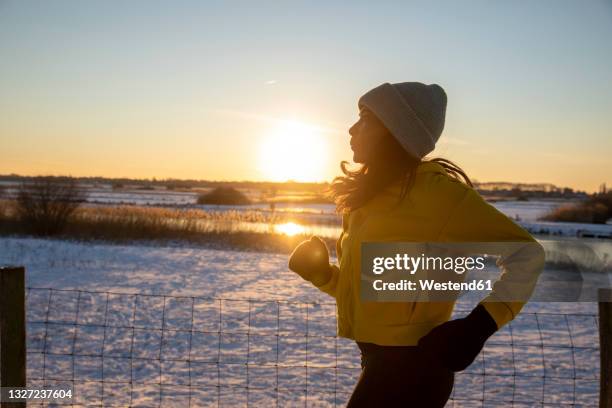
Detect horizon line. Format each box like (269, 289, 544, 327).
(0, 172, 600, 194)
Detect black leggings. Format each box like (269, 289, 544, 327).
(347, 341, 455, 407)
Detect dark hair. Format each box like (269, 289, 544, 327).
(327, 131, 473, 213)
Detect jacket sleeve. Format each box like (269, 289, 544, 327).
(314, 264, 340, 299)
(312, 213, 349, 299)
(438, 188, 546, 329)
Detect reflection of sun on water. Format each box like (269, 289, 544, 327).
(258, 120, 328, 182)
(275, 222, 304, 236)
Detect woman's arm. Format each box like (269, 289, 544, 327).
(313, 212, 350, 298)
(418, 187, 546, 372)
(312, 263, 340, 299)
(437, 187, 546, 328)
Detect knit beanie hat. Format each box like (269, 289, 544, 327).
(358, 82, 447, 160)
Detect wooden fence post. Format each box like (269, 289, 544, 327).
(0, 266, 26, 408)
(599, 288, 612, 408)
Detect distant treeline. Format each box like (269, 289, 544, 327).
(475, 186, 589, 200)
(0, 174, 329, 193)
(0, 173, 591, 199)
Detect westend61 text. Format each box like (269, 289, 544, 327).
(372, 279, 493, 292)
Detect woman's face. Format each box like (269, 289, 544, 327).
(349, 107, 390, 164)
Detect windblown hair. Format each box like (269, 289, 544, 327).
(328, 131, 472, 213)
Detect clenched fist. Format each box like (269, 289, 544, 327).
(417, 304, 498, 372)
(288, 236, 333, 287)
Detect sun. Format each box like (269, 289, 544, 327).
(258, 119, 328, 182)
(274, 222, 304, 236)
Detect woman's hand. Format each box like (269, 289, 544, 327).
(288, 236, 332, 287)
(417, 304, 498, 372)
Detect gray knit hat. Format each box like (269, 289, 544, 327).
(358, 82, 447, 159)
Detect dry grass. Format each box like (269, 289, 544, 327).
(540, 192, 612, 224)
(0, 200, 337, 254)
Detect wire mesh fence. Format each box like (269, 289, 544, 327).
(23, 287, 600, 407)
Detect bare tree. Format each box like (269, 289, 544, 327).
(15, 176, 88, 235)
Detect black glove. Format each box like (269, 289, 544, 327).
(417, 304, 498, 372)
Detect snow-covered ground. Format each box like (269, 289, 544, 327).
(0, 237, 604, 407)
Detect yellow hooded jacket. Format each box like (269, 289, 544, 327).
(314, 161, 546, 346)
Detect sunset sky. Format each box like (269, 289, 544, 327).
(1, 1, 611, 192)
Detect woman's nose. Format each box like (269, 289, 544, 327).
(349, 122, 358, 137)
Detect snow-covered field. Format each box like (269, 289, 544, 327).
(0, 237, 604, 407)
